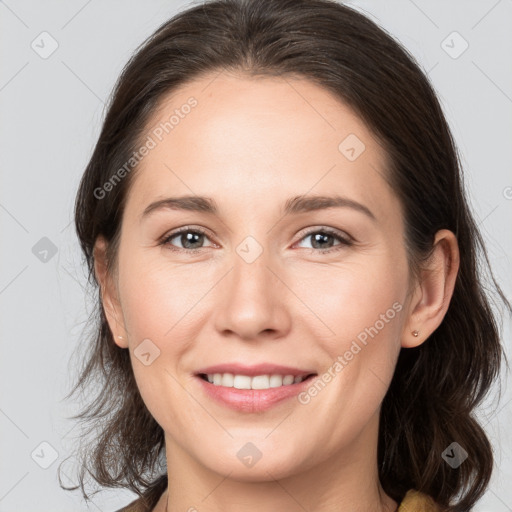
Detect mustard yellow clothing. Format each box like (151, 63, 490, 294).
(398, 489, 442, 511)
(115, 487, 441, 511)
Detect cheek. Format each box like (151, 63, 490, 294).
(290, 252, 406, 421)
(117, 252, 213, 411)
(123, 272, 197, 430)
(118, 250, 210, 340)
(290, 251, 407, 346)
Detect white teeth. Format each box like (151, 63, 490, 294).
(221, 373, 234, 387)
(283, 375, 295, 385)
(233, 375, 252, 389)
(251, 375, 270, 389)
(204, 373, 306, 389)
(269, 375, 283, 387)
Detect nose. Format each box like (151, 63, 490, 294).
(212, 248, 292, 342)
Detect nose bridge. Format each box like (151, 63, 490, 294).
(232, 236, 272, 294)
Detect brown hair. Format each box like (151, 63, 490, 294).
(59, 1, 511, 510)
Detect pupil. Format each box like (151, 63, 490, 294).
(312, 233, 332, 249)
(182, 232, 203, 249)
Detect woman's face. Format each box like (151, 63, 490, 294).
(102, 72, 416, 480)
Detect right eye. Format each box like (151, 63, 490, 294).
(159, 227, 215, 253)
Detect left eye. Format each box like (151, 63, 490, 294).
(295, 229, 353, 252)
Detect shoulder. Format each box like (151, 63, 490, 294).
(398, 489, 443, 512)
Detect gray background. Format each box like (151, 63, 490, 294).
(1, 0, 511, 510)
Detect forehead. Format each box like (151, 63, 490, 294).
(124, 72, 396, 222)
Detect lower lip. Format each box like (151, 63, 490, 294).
(195, 374, 317, 412)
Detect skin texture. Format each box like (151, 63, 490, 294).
(94, 71, 460, 512)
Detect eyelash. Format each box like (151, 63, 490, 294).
(159, 226, 354, 255)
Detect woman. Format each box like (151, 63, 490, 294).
(59, 0, 511, 511)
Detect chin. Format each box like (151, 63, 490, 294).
(195, 440, 305, 482)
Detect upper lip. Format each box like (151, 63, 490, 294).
(195, 363, 317, 378)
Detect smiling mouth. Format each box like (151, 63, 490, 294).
(197, 372, 317, 390)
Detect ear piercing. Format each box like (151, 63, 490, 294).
(412, 330, 419, 337)
(118, 335, 124, 340)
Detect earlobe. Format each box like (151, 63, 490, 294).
(402, 229, 460, 348)
(93, 236, 129, 349)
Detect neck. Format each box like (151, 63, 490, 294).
(157, 412, 397, 512)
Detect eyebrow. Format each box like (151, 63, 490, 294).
(140, 194, 376, 222)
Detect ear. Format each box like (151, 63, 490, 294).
(93, 235, 128, 349)
(402, 229, 460, 348)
